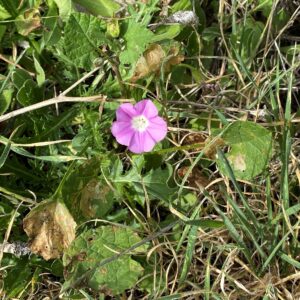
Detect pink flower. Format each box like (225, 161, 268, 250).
(111, 99, 167, 154)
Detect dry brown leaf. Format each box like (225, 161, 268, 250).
(204, 136, 225, 159)
(23, 200, 76, 260)
(177, 166, 210, 189)
(182, 133, 207, 151)
(131, 43, 184, 82)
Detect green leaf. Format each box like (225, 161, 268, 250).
(16, 79, 42, 106)
(12, 69, 32, 89)
(151, 24, 183, 42)
(0, 3, 11, 20)
(185, 219, 224, 228)
(33, 53, 45, 86)
(54, 0, 72, 20)
(0, 141, 11, 168)
(0, 88, 13, 115)
(60, 159, 115, 222)
(2, 258, 33, 298)
(111, 159, 176, 203)
(217, 121, 272, 180)
(230, 18, 264, 66)
(63, 226, 146, 294)
(41, 0, 61, 47)
(72, 0, 120, 17)
(119, 20, 154, 65)
(60, 12, 108, 69)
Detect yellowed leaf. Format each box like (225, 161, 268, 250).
(16, 9, 41, 36)
(23, 200, 76, 260)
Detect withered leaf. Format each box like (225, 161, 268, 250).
(23, 200, 76, 260)
(204, 136, 225, 159)
(177, 166, 210, 189)
(131, 43, 184, 82)
(16, 9, 41, 36)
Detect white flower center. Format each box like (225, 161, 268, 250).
(131, 115, 149, 132)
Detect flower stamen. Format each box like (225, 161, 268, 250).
(131, 115, 149, 132)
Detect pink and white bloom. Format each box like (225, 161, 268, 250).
(111, 99, 167, 154)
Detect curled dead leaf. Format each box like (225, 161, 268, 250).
(177, 166, 210, 189)
(182, 133, 207, 151)
(23, 200, 76, 260)
(131, 43, 184, 82)
(204, 136, 225, 159)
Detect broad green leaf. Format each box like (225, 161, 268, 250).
(217, 121, 272, 180)
(111, 159, 176, 203)
(119, 20, 154, 65)
(72, 0, 120, 17)
(0, 88, 13, 115)
(0, 3, 11, 19)
(60, 159, 115, 222)
(63, 226, 146, 294)
(54, 0, 72, 20)
(60, 12, 108, 69)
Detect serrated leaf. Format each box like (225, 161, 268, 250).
(23, 199, 77, 260)
(60, 12, 108, 69)
(119, 20, 154, 65)
(217, 121, 272, 180)
(63, 226, 146, 294)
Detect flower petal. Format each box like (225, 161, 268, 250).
(128, 131, 156, 153)
(134, 99, 158, 118)
(111, 121, 134, 146)
(116, 103, 137, 121)
(147, 116, 167, 142)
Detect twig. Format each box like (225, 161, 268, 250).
(0, 95, 110, 123)
(0, 54, 35, 76)
(60, 66, 101, 96)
